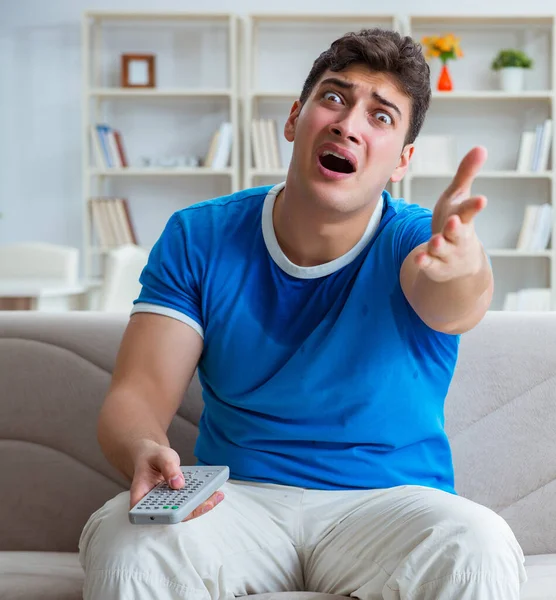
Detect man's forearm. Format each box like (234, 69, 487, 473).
(409, 247, 493, 334)
(97, 389, 171, 481)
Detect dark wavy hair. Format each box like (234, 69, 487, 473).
(299, 28, 431, 145)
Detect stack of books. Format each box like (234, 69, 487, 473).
(90, 124, 128, 169)
(503, 288, 551, 311)
(203, 122, 233, 169)
(516, 119, 552, 172)
(89, 198, 137, 248)
(515, 203, 552, 251)
(251, 118, 281, 170)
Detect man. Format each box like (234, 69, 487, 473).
(79, 28, 526, 599)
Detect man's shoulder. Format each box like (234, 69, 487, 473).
(385, 191, 433, 222)
(174, 185, 273, 225)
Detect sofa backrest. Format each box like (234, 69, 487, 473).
(444, 311, 556, 556)
(0, 311, 554, 555)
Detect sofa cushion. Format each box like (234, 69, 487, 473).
(1, 552, 554, 600)
(521, 554, 556, 599)
(446, 312, 556, 556)
(0, 313, 201, 551)
(0, 552, 83, 600)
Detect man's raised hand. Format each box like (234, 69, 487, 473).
(413, 146, 488, 283)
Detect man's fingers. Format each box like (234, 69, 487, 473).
(183, 491, 225, 522)
(427, 233, 450, 261)
(456, 195, 487, 224)
(129, 481, 150, 509)
(129, 475, 161, 509)
(445, 146, 488, 200)
(443, 214, 469, 244)
(152, 452, 184, 489)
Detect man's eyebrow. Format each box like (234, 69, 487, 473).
(371, 91, 402, 120)
(318, 77, 355, 92)
(318, 77, 402, 120)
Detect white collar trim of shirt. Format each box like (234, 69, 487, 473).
(261, 181, 384, 280)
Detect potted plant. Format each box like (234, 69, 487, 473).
(491, 49, 533, 93)
(421, 34, 463, 92)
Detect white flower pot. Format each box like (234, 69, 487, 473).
(500, 67, 525, 93)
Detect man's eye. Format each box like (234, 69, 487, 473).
(375, 111, 393, 125)
(323, 91, 342, 104)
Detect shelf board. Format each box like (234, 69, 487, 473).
(410, 15, 554, 27)
(487, 249, 552, 258)
(86, 277, 104, 288)
(250, 169, 288, 177)
(408, 171, 552, 179)
(251, 91, 299, 99)
(250, 14, 396, 23)
(89, 246, 151, 256)
(431, 91, 552, 100)
(85, 11, 233, 21)
(89, 88, 233, 98)
(89, 168, 233, 176)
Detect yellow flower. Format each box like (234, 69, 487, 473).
(422, 32, 462, 60)
(438, 39, 451, 52)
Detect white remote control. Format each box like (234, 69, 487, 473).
(129, 465, 229, 525)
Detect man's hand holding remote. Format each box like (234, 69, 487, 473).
(129, 439, 225, 522)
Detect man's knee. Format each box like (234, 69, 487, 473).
(79, 491, 224, 575)
(424, 494, 526, 580)
(79, 492, 150, 572)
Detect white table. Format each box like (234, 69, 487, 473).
(0, 279, 89, 310)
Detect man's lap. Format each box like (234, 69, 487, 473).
(79, 481, 525, 599)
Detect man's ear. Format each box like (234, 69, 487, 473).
(284, 100, 302, 142)
(390, 143, 414, 183)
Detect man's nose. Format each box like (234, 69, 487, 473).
(328, 116, 361, 145)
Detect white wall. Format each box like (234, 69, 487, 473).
(0, 0, 553, 250)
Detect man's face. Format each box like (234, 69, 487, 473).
(284, 64, 414, 214)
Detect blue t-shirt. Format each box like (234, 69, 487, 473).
(132, 183, 459, 494)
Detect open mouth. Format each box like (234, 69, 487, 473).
(318, 150, 355, 174)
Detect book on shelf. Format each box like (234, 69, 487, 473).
(90, 124, 129, 169)
(515, 203, 552, 251)
(502, 288, 551, 311)
(516, 119, 552, 172)
(89, 197, 137, 248)
(251, 118, 281, 170)
(203, 122, 233, 169)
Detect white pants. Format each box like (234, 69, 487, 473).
(79, 480, 527, 600)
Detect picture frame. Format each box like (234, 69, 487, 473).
(121, 54, 156, 88)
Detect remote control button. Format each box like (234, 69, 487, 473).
(171, 506, 179, 509)
(163, 506, 169, 509)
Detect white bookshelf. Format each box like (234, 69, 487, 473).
(88, 168, 234, 177)
(431, 90, 553, 100)
(81, 11, 240, 279)
(405, 15, 556, 310)
(243, 14, 400, 191)
(89, 88, 234, 98)
(79, 11, 556, 311)
(487, 249, 552, 258)
(407, 172, 552, 179)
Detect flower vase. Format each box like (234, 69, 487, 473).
(437, 63, 453, 92)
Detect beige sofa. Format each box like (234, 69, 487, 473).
(1, 311, 555, 599)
